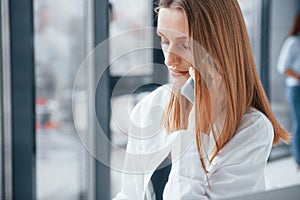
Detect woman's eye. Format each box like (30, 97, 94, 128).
(181, 43, 191, 50)
(160, 41, 170, 49)
(160, 41, 169, 45)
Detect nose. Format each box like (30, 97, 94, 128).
(164, 50, 181, 67)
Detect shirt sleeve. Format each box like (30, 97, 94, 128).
(163, 130, 208, 200)
(277, 37, 298, 74)
(112, 104, 146, 200)
(112, 143, 145, 200)
(113, 86, 171, 200)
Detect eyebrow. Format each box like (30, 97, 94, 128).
(157, 31, 189, 41)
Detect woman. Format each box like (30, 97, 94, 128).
(114, 0, 290, 199)
(277, 12, 300, 169)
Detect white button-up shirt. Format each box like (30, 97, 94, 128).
(113, 85, 274, 200)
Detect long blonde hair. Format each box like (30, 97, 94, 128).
(156, 0, 290, 172)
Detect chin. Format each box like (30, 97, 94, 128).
(170, 76, 188, 90)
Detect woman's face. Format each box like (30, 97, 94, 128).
(157, 8, 193, 88)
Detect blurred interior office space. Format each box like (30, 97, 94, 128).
(1, 0, 300, 199)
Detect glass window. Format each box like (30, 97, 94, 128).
(269, 0, 296, 158)
(34, 0, 89, 199)
(109, 0, 153, 76)
(239, 0, 300, 191)
(270, 0, 297, 136)
(238, 0, 261, 67)
(109, 0, 154, 197)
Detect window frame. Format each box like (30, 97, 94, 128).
(1, 0, 36, 199)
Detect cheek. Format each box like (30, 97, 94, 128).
(162, 47, 193, 65)
(180, 51, 193, 64)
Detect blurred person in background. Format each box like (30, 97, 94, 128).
(277, 12, 300, 170)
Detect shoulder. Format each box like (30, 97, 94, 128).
(234, 107, 274, 146)
(282, 36, 300, 50)
(217, 108, 274, 158)
(238, 108, 273, 136)
(206, 108, 274, 198)
(285, 35, 299, 44)
(139, 84, 172, 104)
(130, 84, 172, 119)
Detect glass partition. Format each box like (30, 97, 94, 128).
(240, 0, 300, 192)
(109, 0, 153, 76)
(268, 0, 300, 190)
(34, 0, 89, 199)
(109, 0, 155, 197)
(238, 0, 262, 67)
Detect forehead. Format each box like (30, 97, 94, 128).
(157, 8, 189, 38)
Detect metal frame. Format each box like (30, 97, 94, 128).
(152, 0, 168, 86)
(1, 0, 13, 198)
(8, 0, 36, 199)
(86, 1, 97, 199)
(94, 0, 111, 199)
(0, 1, 3, 199)
(260, 0, 271, 99)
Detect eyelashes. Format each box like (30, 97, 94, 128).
(182, 44, 191, 50)
(160, 41, 169, 45)
(160, 41, 191, 51)
(160, 41, 170, 49)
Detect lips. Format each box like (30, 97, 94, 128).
(169, 69, 189, 77)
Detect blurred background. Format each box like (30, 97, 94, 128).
(1, 0, 300, 199)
